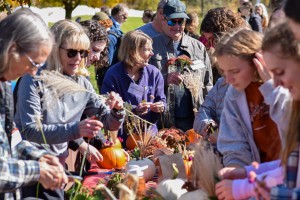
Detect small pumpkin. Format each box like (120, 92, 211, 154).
(185, 129, 201, 145)
(126, 158, 156, 182)
(97, 146, 127, 169)
(183, 159, 192, 177)
(126, 133, 141, 150)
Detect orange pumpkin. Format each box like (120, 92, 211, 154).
(97, 146, 127, 169)
(185, 129, 201, 145)
(183, 159, 193, 177)
(126, 133, 141, 150)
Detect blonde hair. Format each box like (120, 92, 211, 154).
(118, 30, 152, 67)
(0, 8, 53, 77)
(262, 23, 300, 164)
(214, 28, 263, 67)
(47, 20, 90, 76)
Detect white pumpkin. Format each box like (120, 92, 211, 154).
(178, 189, 209, 200)
(156, 178, 187, 200)
(156, 163, 187, 200)
(126, 158, 156, 182)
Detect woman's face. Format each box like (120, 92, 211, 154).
(217, 55, 256, 91)
(139, 40, 154, 67)
(3, 44, 51, 80)
(59, 44, 88, 76)
(263, 50, 300, 100)
(86, 40, 107, 67)
(202, 32, 214, 49)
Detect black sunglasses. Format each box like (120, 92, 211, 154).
(165, 18, 186, 26)
(60, 47, 89, 58)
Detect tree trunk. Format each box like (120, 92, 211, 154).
(64, 2, 73, 19)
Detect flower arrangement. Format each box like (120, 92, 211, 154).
(165, 55, 193, 74)
(157, 128, 186, 152)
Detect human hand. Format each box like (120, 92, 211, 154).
(78, 118, 103, 138)
(218, 166, 247, 180)
(79, 141, 103, 163)
(136, 102, 152, 115)
(105, 91, 124, 110)
(167, 72, 183, 85)
(39, 155, 68, 190)
(150, 101, 164, 113)
(253, 52, 272, 82)
(215, 180, 234, 200)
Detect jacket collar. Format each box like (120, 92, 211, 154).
(226, 85, 245, 100)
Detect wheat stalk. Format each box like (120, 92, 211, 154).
(35, 70, 154, 126)
(191, 140, 222, 197)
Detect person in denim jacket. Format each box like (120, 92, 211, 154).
(150, 0, 212, 131)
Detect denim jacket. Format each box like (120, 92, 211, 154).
(218, 80, 290, 166)
(150, 33, 212, 127)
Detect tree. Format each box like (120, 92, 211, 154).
(0, 0, 32, 13)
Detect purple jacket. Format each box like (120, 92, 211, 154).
(101, 62, 166, 123)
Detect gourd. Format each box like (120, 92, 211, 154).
(185, 129, 201, 145)
(126, 133, 141, 150)
(156, 163, 187, 200)
(126, 158, 156, 182)
(97, 146, 127, 169)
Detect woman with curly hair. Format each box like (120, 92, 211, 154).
(200, 7, 248, 49)
(80, 20, 110, 91)
(193, 8, 248, 141)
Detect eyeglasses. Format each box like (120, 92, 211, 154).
(25, 54, 45, 69)
(165, 18, 186, 26)
(60, 47, 89, 58)
(121, 14, 128, 20)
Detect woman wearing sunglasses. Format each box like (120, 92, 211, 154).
(15, 19, 125, 199)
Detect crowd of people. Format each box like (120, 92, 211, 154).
(1, 0, 300, 199)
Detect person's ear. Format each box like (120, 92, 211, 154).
(8, 42, 17, 54)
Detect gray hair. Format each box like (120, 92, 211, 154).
(47, 20, 90, 74)
(0, 8, 53, 77)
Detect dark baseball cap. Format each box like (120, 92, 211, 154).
(163, 0, 189, 19)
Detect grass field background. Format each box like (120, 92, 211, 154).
(71, 16, 144, 93)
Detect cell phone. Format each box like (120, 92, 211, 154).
(67, 175, 83, 182)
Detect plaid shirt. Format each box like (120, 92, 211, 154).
(271, 144, 300, 199)
(0, 82, 48, 199)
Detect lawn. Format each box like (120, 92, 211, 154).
(71, 16, 144, 93)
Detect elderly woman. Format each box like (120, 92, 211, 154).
(101, 30, 166, 143)
(15, 19, 125, 199)
(0, 9, 68, 199)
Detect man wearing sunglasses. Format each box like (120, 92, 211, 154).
(136, 0, 168, 38)
(150, 0, 213, 132)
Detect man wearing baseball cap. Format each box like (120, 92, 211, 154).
(150, 0, 213, 131)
